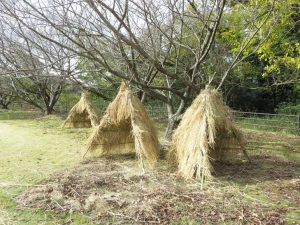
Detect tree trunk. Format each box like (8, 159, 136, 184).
(164, 106, 184, 140)
(0, 100, 12, 109)
(1, 104, 9, 109)
(165, 110, 185, 141)
(164, 89, 190, 140)
(164, 115, 180, 140)
(44, 105, 54, 115)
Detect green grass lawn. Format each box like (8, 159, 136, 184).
(0, 110, 42, 120)
(0, 116, 95, 224)
(0, 116, 299, 224)
(234, 115, 299, 135)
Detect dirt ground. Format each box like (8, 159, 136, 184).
(17, 150, 300, 224)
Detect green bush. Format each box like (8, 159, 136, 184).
(276, 102, 300, 115)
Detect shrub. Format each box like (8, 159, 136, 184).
(276, 102, 300, 115)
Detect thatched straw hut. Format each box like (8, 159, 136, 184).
(62, 92, 99, 128)
(86, 82, 159, 167)
(170, 87, 249, 182)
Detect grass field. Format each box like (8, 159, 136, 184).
(0, 117, 94, 224)
(0, 111, 41, 120)
(0, 115, 299, 224)
(234, 114, 299, 135)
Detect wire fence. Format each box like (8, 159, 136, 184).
(231, 111, 299, 135)
(1, 103, 299, 135)
(141, 106, 300, 135)
(0, 111, 40, 120)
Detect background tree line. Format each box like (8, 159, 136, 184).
(0, 0, 299, 136)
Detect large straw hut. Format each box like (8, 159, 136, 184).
(170, 87, 249, 182)
(86, 82, 159, 167)
(62, 92, 99, 128)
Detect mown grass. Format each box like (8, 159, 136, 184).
(234, 114, 299, 135)
(0, 116, 95, 224)
(0, 113, 299, 224)
(0, 110, 41, 120)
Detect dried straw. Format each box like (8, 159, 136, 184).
(170, 87, 249, 182)
(62, 92, 100, 128)
(86, 82, 159, 167)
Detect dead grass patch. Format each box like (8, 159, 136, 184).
(17, 154, 299, 224)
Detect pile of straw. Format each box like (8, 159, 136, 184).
(62, 93, 100, 128)
(86, 82, 159, 167)
(170, 87, 249, 182)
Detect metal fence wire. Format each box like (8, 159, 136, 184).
(231, 111, 300, 135)
(1, 103, 299, 135)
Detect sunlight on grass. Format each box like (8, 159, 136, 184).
(0, 116, 299, 224)
(0, 117, 95, 224)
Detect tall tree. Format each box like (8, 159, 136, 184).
(0, 0, 277, 135)
(0, 76, 16, 109)
(214, 0, 300, 112)
(0, 21, 73, 114)
(218, 0, 299, 86)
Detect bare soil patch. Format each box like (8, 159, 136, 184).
(17, 153, 299, 224)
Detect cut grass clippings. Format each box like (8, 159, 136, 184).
(17, 155, 299, 224)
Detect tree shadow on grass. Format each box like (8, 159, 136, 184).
(213, 154, 300, 185)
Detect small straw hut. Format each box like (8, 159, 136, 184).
(170, 87, 249, 182)
(62, 92, 99, 128)
(86, 82, 159, 167)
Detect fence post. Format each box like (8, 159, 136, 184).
(298, 113, 300, 135)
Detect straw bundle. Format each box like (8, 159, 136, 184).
(86, 82, 159, 167)
(62, 92, 100, 128)
(170, 87, 249, 182)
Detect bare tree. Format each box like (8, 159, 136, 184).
(0, 0, 226, 136)
(0, 0, 276, 136)
(0, 76, 16, 109)
(0, 20, 73, 115)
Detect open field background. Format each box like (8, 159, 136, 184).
(0, 117, 94, 224)
(1, 107, 299, 135)
(0, 113, 299, 224)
